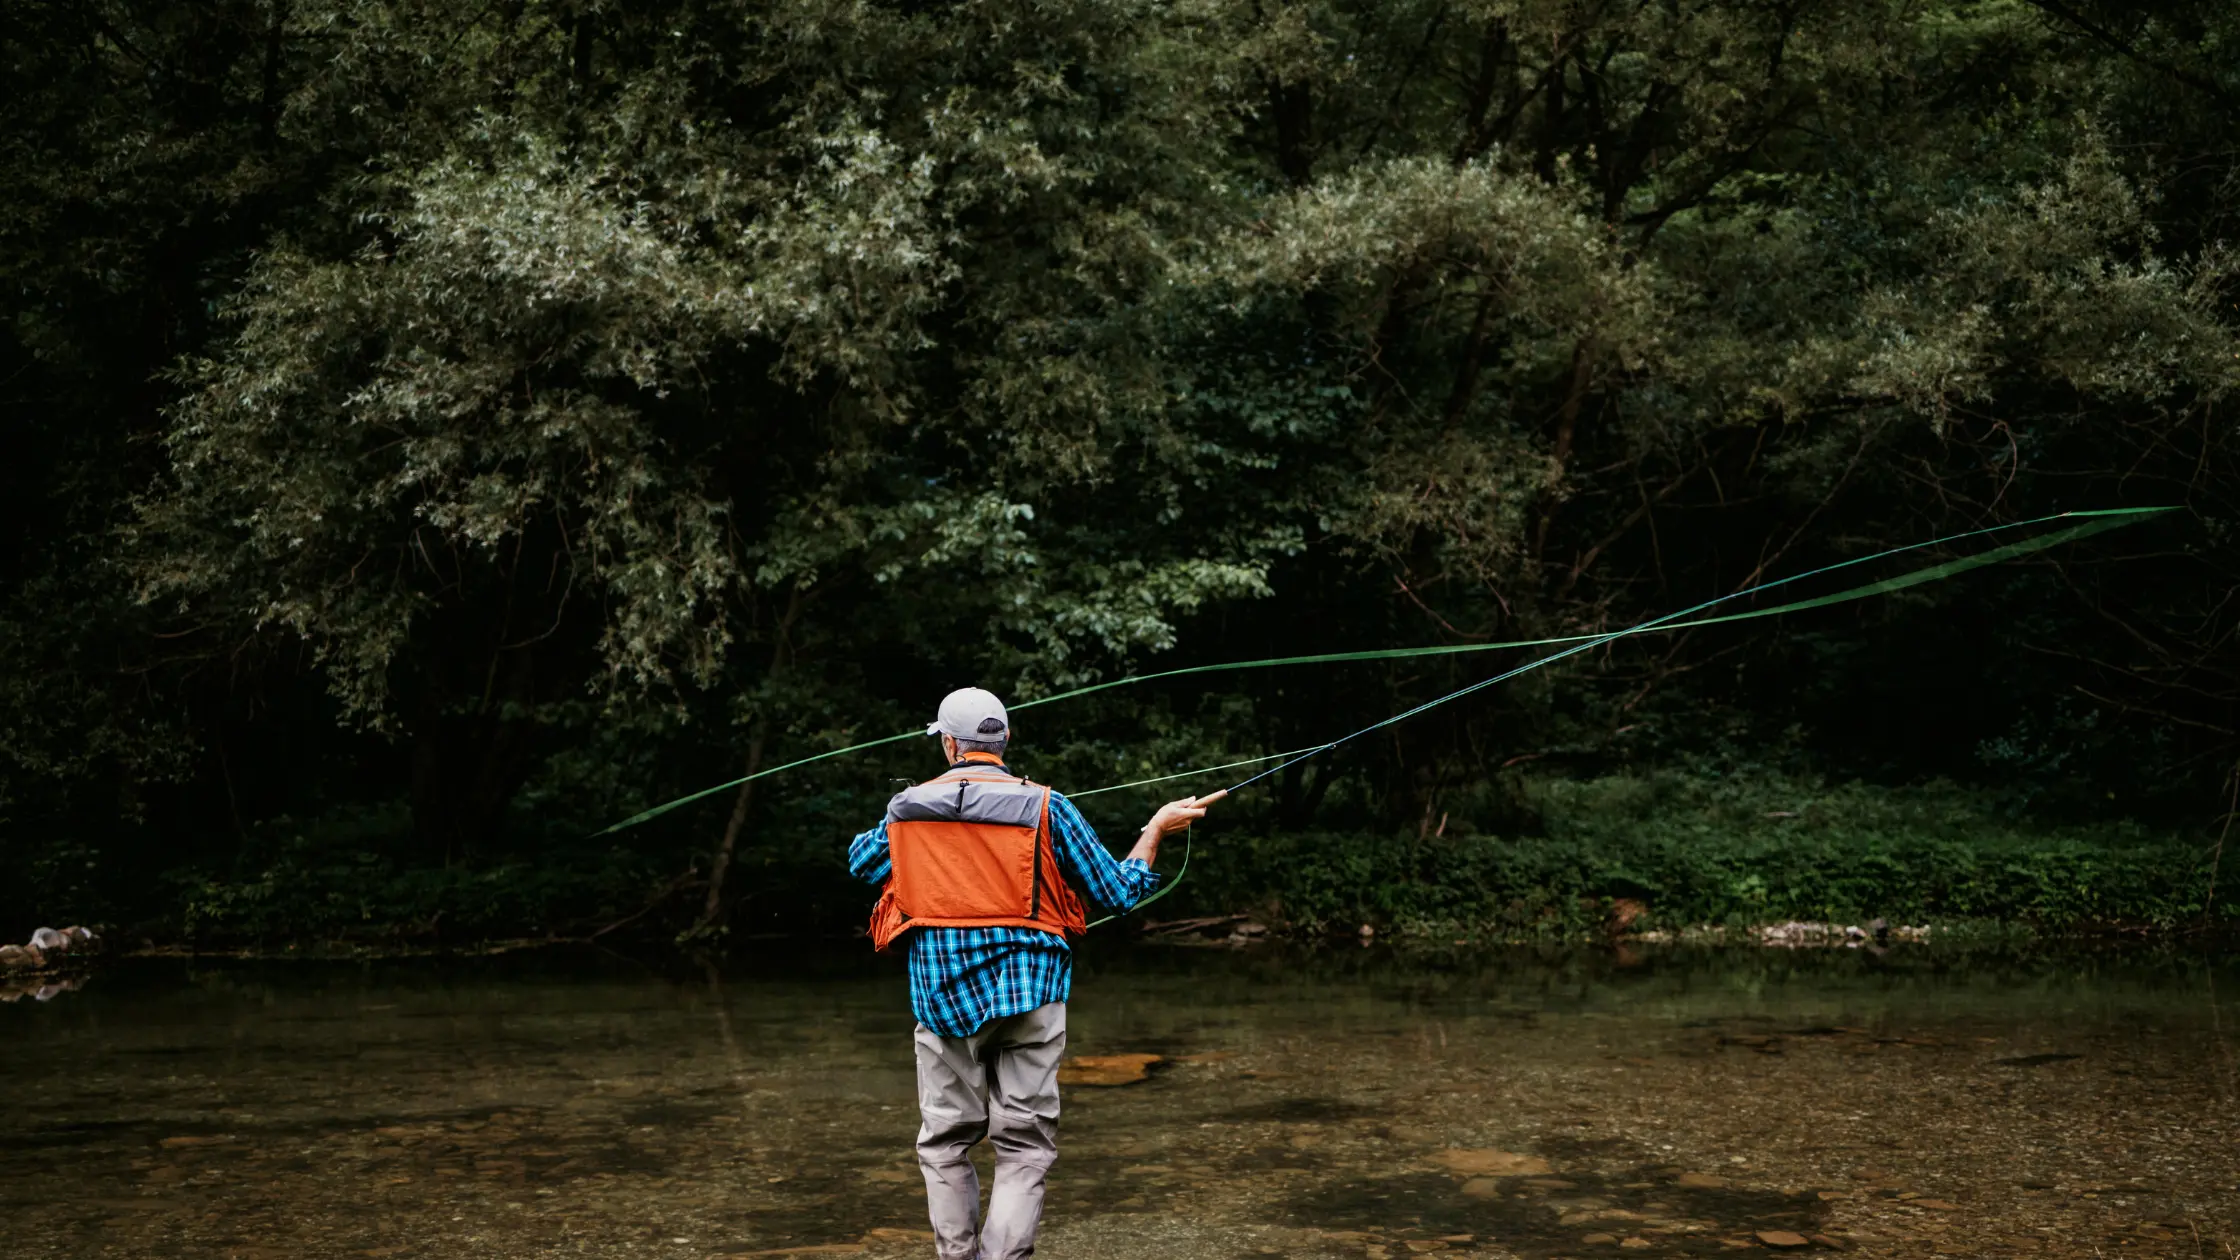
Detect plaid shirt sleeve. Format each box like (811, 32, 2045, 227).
(848, 819, 892, 885)
(1046, 790, 1163, 913)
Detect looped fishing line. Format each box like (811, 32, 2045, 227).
(588, 507, 2176, 926)
(1084, 507, 2175, 927)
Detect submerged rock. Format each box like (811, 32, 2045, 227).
(1058, 1053, 1162, 1087)
(1436, 1148, 1552, 1177)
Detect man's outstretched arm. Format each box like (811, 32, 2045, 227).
(1047, 790, 1225, 913)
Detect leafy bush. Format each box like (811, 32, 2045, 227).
(1175, 771, 2234, 937)
(160, 806, 671, 947)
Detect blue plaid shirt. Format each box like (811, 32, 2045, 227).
(849, 763, 1161, 1037)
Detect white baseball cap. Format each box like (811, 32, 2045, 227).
(926, 687, 1010, 741)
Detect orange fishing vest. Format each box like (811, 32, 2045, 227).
(867, 752, 1088, 952)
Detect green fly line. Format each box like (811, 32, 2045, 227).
(1065, 748, 1325, 799)
(592, 506, 2176, 851)
(1081, 506, 2177, 927)
(590, 505, 2177, 929)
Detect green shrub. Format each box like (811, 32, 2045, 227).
(162, 806, 670, 946)
(1173, 771, 2234, 936)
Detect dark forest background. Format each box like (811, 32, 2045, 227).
(3, 0, 2237, 946)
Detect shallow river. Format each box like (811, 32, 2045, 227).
(3, 942, 2236, 1259)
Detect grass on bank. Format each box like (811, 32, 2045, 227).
(1178, 771, 2235, 939)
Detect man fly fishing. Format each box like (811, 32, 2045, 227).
(848, 687, 1222, 1260)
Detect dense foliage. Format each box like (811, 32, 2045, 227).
(3, 0, 2236, 942)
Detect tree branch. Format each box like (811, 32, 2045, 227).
(2020, 0, 2240, 115)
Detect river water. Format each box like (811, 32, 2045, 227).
(2, 942, 2235, 1259)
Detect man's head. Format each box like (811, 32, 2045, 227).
(927, 687, 1010, 761)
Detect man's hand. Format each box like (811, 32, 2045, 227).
(1125, 790, 1226, 867)
(1145, 790, 1227, 838)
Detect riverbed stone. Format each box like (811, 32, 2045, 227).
(1058, 1054, 1161, 1086)
(1674, 1172, 1728, 1189)
(1754, 1230, 1811, 1248)
(1435, 1148, 1551, 1177)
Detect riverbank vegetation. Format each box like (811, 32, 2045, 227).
(100, 765, 2237, 949)
(1187, 770, 2234, 940)
(4, 1, 2238, 947)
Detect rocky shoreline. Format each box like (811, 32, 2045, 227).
(0, 926, 100, 1002)
(0, 924, 99, 969)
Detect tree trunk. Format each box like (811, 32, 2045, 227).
(258, 1, 288, 148)
(698, 725, 769, 929)
(694, 586, 802, 934)
(1532, 339, 1595, 560)
(1274, 80, 1315, 186)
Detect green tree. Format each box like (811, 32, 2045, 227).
(3, 0, 2236, 939)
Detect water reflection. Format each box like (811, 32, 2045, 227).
(0, 943, 2234, 1258)
(0, 972, 85, 1003)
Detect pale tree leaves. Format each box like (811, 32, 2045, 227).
(141, 142, 746, 725)
(132, 0, 1274, 732)
(113, 0, 2240, 768)
(1848, 131, 2240, 428)
(1214, 155, 1659, 595)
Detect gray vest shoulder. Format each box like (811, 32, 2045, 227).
(887, 775, 1046, 829)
